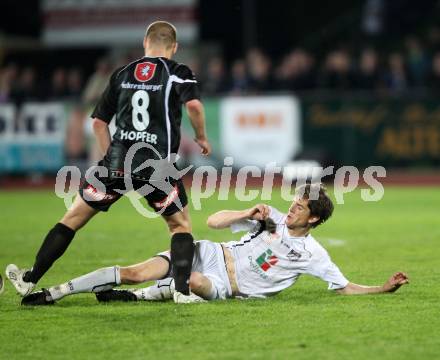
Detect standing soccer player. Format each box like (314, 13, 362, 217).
(6, 21, 211, 303)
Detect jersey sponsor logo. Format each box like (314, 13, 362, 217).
(134, 62, 157, 82)
(248, 256, 269, 280)
(121, 82, 163, 91)
(256, 249, 279, 271)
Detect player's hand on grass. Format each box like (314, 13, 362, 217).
(194, 137, 212, 156)
(247, 204, 270, 221)
(383, 272, 409, 292)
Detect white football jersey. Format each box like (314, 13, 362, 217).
(222, 207, 349, 298)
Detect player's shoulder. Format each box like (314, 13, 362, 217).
(164, 59, 189, 71)
(164, 60, 195, 78)
(305, 235, 330, 261)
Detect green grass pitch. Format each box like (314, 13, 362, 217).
(0, 187, 439, 359)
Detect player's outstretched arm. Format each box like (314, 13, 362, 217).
(336, 272, 409, 295)
(207, 210, 251, 229)
(185, 99, 211, 155)
(207, 204, 270, 229)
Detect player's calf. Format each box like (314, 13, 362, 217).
(96, 278, 176, 302)
(22, 223, 76, 285)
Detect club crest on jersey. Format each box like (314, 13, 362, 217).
(256, 249, 279, 271)
(134, 62, 156, 82)
(286, 249, 302, 261)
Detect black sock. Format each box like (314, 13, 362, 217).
(170, 233, 194, 295)
(23, 223, 76, 284)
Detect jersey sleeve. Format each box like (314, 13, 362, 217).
(91, 68, 121, 123)
(307, 252, 349, 290)
(230, 219, 259, 233)
(230, 207, 284, 233)
(174, 65, 200, 103)
(268, 206, 286, 224)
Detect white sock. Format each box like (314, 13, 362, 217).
(132, 278, 175, 301)
(48, 266, 121, 301)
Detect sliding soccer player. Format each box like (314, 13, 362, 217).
(21, 184, 409, 305)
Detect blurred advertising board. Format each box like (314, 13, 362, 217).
(301, 96, 440, 167)
(42, 0, 198, 46)
(182, 95, 440, 168)
(220, 96, 302, 168)
(0, 103, 66, 173)
(2, 95, 438, 175)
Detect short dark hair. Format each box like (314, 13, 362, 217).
(295, 183, 334, 228)
(145, 21, 177, 49)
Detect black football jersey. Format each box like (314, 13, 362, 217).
(91, 56, 200, 178)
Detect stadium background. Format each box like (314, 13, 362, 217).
(1, 1, 439, 360)
(1, 0, 440, 180)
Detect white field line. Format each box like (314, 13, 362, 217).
(320, 238, 347, 247)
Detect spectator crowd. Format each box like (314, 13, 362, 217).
(2, 34, 440, 104)
(0, 64, 85, 105)
(198, 35, 440, 96)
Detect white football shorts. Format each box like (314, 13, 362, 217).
(157, 240, 232, 300)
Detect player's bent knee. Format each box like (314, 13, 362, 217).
(167, 222, 191, 234)
(164, 208, 192, 234)
(189, 272, 204, 291)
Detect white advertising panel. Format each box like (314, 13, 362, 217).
(220, 96, 301, 168)
(42, 0, 197, 46)
(0, 103, 67, 172)
(0, 105, 16, 141)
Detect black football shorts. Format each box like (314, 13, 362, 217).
(79, 174, 188, 216)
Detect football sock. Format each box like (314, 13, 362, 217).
(132, 278, 175, 301)
(23, 223, 76, 284)
(170, 232, 194, 295)
(48, 266, 121, 301)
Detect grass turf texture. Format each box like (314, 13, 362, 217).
(0, 187, 439, 360)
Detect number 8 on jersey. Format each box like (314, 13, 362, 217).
(131, 90, 150, 131)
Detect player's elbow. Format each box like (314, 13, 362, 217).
(206, 216, 219, 229)
(92, 118, 109, 132)
(185, 99, 203, 114)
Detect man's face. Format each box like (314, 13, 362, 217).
(285, 197, 318, 229)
